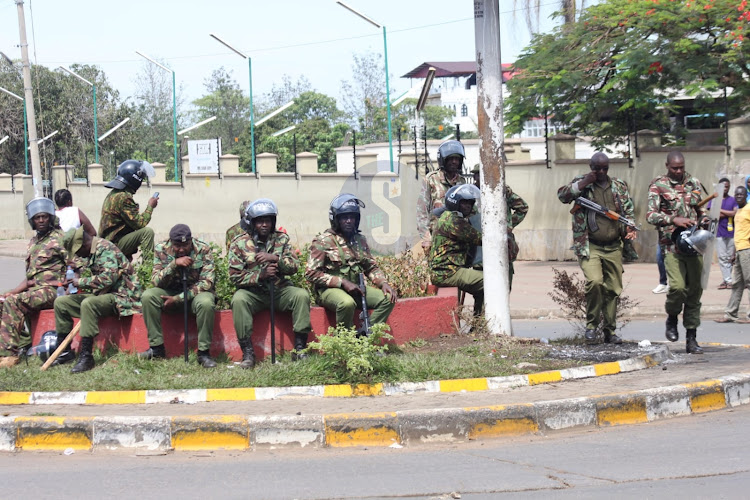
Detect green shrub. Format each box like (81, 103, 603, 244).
(374, 248, 431, 298)
(306, 323, 393, 382)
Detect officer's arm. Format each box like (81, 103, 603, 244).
(227, 239, 263, 287)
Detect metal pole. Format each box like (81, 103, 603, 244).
(182, 268, 189, 363)
(412, 125, 418, 179)
(172, 71, 178, 182)
(383, 26, 393, 173)
(474, 0, 511, 335)
(15, 0, 42, 197)
(353, 130, 358, 179)
(249, 57, 256, 175)
(293, 133, 298, 179)
(724, 87, 730, 156)
(93, 84, 99, 164)
(22, 99, 28, 174)
(544, 113, 550, 169)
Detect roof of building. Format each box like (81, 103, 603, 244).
(401, 61, 516, 82)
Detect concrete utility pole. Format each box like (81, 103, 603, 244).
(474, 0, 511, 335)
(15, 0, 43, 198)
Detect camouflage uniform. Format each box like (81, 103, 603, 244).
(143, 238, 216, 352)
(305, 229, 394, 328)
(225, 222, 244, 252)
(54, 237, 141, 339)
(430, 210, 484, 313)
(647, 172, 706, 329)
(229, 231, 311, 341)
(99, 189, 155, 258)
(417, 170, 465, 245)
(0, 228, 66, 354)
(558, 174, 637, 335)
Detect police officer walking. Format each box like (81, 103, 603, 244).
(139, 224, 217, 367)
(229, 199, 312, 367)
(99, 160, 158, 260)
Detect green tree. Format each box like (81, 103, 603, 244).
(390, 99, 457, 141)
(505, 0, 750, 150)
(191, 67, 249, 153)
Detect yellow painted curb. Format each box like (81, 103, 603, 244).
(684, 380, 726, 413)
(324, 412, 399, 448)
(594, 362, 621, 377)
(527, 370, 562, 386)
(86, 391, 145, 405)
(469, 418, 538, 439)
(597, 397, 648, 426)
(171, 415, 249, 451)
(0, 391, 30, 405)
(439, 378, 489, 393)
(16, 416, 92, 450)
(206, 388, 256, 402)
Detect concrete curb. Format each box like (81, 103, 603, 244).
(0, 346, 671, 406)
(2, 371, 748, 452)
(512, 305, 727, 320)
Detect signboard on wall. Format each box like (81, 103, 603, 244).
(187, 139, 221, 174)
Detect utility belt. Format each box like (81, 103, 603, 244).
(588, 238, 621, 247)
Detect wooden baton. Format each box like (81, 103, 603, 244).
(40, 322, 81, 371)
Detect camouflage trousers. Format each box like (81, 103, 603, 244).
(143, 287, 216, 352)
(115, 227, 154, 259)
(54, 293, 118, 339)
(0, 286, 56, 353)
(318, 286, 394, 329)
(232, 285, 312, 341)
(664, 251, 703, 329)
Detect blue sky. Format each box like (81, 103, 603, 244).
(1, 0, 562, 106)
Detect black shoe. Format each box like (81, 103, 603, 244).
(604, 332, 623, 344)
(665, 315, 679, 342)
(71, 337, 95, 374)
(139, 344, 166, 360)
(584, 328, 597, 345)
(686, 329, 703, 354)
(291, 332, 309, 361)
(197, 350, 217, 368)
(51, 349, 76, 366)
(238, 339, 255, 369)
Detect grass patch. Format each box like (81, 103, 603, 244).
(1, 335, 585, 393)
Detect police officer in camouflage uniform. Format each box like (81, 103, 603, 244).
(55, 227, 142, 373)
(558, 152, 638, 345)
(306, 194, 397, 329)
(229, 199, 312, 367)
(139, 224, 217, 368)
(99, 160, 158, 260)
(417, 140, 466, 251)
(0, 198, 66, 368)
(429, 185, 484, 316)
(225, 200, 251, 252)
(647, 151, 708, 354)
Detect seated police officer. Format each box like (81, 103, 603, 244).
(305, 194, 397, 329)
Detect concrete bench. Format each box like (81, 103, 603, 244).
(29, 293, 458, 362)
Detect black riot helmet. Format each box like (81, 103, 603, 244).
(329, 193, 365, 232)
(437, 140, 465, 169)
(244, 198, 279, 230)
(25, 197, 56, 230)
(444, 184, 481, 213)
(672, 225, 713, 256)
(27, 330, 58, 361)
(105, 160, 155, 191)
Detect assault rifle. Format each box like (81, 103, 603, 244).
(357, 273, 372, 337)
(573, 197, 640, 231)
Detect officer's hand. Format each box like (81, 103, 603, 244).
(260, 263, 278, 280)
(382, 283, 398, 304)
(672, 216, 695, 228)
(256, 252, 279, 264)
(580, 171, 597, 188)
(161, 295, 179, 309)
(175, 256, 193, 267)
(421, 240, 431, 251)
(625, 227, 637, 241)
(148, 197, 159, 209)
(341, 279, 360, 297)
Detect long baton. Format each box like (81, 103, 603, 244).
(269, 280, 276, 364)
(182, 268, 189, 363)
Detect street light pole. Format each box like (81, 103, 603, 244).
(209, 34, 256, 175)
(135, 51, 179, 182)
(0, 85, 28, 174)
(58, 66, 98, 164)
(336, 1, 394, 172)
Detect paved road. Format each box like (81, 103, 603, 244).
(3, 404, 748, 499)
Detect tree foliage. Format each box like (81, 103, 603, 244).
(505, 0, 750, 149)
(191, 67, 249, 153)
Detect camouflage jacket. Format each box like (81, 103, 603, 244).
(152, 238, 215, 303)
(99, 189, 154, 243)
(506, 186, 529, 230)
(26, 228, 67, 289)
(75, 237, 141, 316)
(305, 229, 387, 293)
(228, 231, 298, 290)
(417, 170, 465, 242)
(646, 172, 706, 252)
(557, 175, 637, 260)
(429, 210, 483, 283)
(466, 186, 527, 265)
(225, 222, 243, 252)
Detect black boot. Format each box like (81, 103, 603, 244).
(686, 329, 703, 354)
(238, 338, 255, 369)
(138, 344, 166, 360)
(665, 315, 679, 342)
(51, 333, 75, 366)
(291, 332, 309, 361)
(197, 350, 217, 368)
(603, 331, 623, 344)
(71, 337, 95, 374)
(584, 328, 597, 345)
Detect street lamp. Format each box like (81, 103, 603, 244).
(0, 85, 28, 174)
(178, 116, 217, 136)
(135, 51, 179, 182)
(256, 100, 295, 127)
(209, 34, 256, 175)
(336, 1, 394, 173)
(58, 66, 99, 164)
